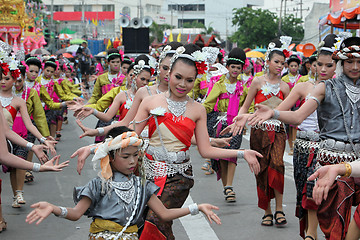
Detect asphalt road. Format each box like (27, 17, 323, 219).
(0, 115, 326, 240)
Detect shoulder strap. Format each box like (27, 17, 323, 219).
(145, 85, 152, 96)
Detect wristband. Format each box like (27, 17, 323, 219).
(209, 138, 212, 143)
(90, 144, 97, 154)
(56, 206, 68, 218)
(61, 102, 66, 107)
(237, 150, 245, 161)
(97, 127, 104, 135)
(92, 109, 98, 116)
(341, 162, 352, 177)
(39, 137, 47, 144)
(32, 163, 41, 172)
(26, 142, 34, 151)
(273, 110, 280, 120)
(188, 203, 199, 215)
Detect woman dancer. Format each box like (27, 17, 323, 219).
(26, 127, 221, 240)
(203, 47, 250, 202)
(222, 38, 291, 226)
(249, 35, 360, 240)
(247, 34, 337, 239)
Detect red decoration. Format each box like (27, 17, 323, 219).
(195, 61, 208, 75)
(150, 68, 155, 76)
(11, 69, 21, 79)
(283, 49, 291, 58)
(0, 63, 10, 76)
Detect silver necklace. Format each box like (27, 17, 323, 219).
(344, 81, 360, 105)
(166, 96, 188, 118)
(110, 176, 135, 205)
(288, 73, 298, 83)
(0, 95, 14, 108)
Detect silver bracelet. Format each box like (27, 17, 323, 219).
(61, 102, 66, 107)
(209, 138, 212, 143)
(273, 110, 280, 120)
(90, 144, 97, 154)
(56, 206, 68, 218)
(32, 163, 41, 172)
(92, 109, 98, 116)
(188, 203, 199, 215)
(26, 142, 34, 151)
(237, 150, 245, 161)
(308, 96, 320, 106)
(97, 127, 104, 135)
(39, 137, 47, 144)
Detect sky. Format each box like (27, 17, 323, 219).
(259, 0, 330, 19)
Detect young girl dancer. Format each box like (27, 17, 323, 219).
(248, 34, 337, 239)
(203, 47, 250, 202)
(26, 127, 221, 240)
(222, 38, 291, 227)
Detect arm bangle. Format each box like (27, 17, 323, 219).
(56, 206, 68, 218)
(39, 137, 47, 144)
(273, 110, 280, 120)
(341, 162, 352, 177)
(209, 138, 212, 143)
(188, 203, 199, 215)
(92, 109, 98, 116)
(61, 102, 66, 107)
(237, 150, 245, 161)
(32, 163, 41, 172)
(308, 96, 320, 106)
(97, 127, 104, 135)
(26, 142, 34, 151)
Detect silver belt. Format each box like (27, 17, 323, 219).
(319, 139, 360, 153)
(296, 130, 320, 142)
(253, 119, 283, 132)
(146, 145, 190, 164)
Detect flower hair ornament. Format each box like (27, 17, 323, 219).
(332, 35, 360, 60)
(91, 131, 143, 180)
(159, 45, 176, 62)
(170, 46, 208, 75)
(265, 36, 293, 62)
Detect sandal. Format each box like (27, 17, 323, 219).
(201, 161, 211, 171)
(261, 214, 273, 226)
(25, 170, 34, 183)
(224, 186, 236, 202)
(274, 211, 287, 227)
(205, 168, 214, 175)
(0, 220, 7, 233)
(304, 236, 316, 240)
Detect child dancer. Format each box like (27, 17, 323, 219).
(26, 127, 221, 240)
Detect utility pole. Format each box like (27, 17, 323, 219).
(300, 0, 303, 19)
(278, 0, 283, 36)
(82, 0, 85, 38)
(284, 0, 287, 18)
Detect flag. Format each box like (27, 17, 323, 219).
(106, 39, 112, 50)
(162, 32, 168, 44)
(169, 31, 173, 42)
(187, 33, 191, 43)
(177, 32, 181, 42)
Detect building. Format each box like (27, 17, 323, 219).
(42, 0, 168, 39)
(163, 0, 264, 39)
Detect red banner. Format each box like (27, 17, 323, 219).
(0, 26, 21, 33)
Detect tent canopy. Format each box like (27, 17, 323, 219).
(322, 5, 360, 29)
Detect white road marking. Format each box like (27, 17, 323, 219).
(180, 195, 220, 240)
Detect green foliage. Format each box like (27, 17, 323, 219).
(149, 22, 173, 43)
(183, 21, 205, 29)
(279, 14, 304, 43)
(231, 7, 304, 48)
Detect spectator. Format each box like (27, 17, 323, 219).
(76, 41, 91, 83)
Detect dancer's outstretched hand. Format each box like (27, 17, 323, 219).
(43, 140, 57, 156)
(40, 155, 69, 172)
(308, 165, 341, 205)
(76, 107, 94, 120)
(32, 144, 49, 164)
(76, 119, 99, 138)
(198, 204, 221, 225)
(71, 145, 92, 175)
(26, 202, 54, 225)
(210, 137, 231, 148)
(220, 114, 249, 136)
(244, 150, 262, 175)
(248, 104, 273, 126)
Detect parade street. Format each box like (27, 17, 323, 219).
(1, 115, 325, 240)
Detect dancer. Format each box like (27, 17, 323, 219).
(247, 34, 337, 239)
(248, 35, 360, 239)
(26, 127, 221, 240)
(222, 37, 291, 227)
(203, 47, 249, 202)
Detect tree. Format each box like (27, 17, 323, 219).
(149, 22, 172, 44)
(279, 14, 304, 43)
(231, 8, 278, 48)
(183, 21, 205, 29)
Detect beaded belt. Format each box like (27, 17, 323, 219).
(88, 231, 138, 240)
(253, 119, 283, 132)
(143, 155, 193, 180)
(296, 130, 320, 142)
(316, 139, 360, 166)
(146, 145, 190, 164)
(294, 131, 320, 154)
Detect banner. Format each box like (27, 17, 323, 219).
(330, 0, 358, 12)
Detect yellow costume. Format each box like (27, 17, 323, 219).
(88, 72, 125, 104)
(35, 76, 74, 101)
(86, 86, 122, 111)
(188, 74, 208, 99)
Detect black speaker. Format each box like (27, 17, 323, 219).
(123, 28, 149, 54)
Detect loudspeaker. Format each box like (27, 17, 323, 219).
(142, 16, 153, 27)
(130, 17, 141, 29)
(120, 16, 130, 27)
(122, 28, 149, 53)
